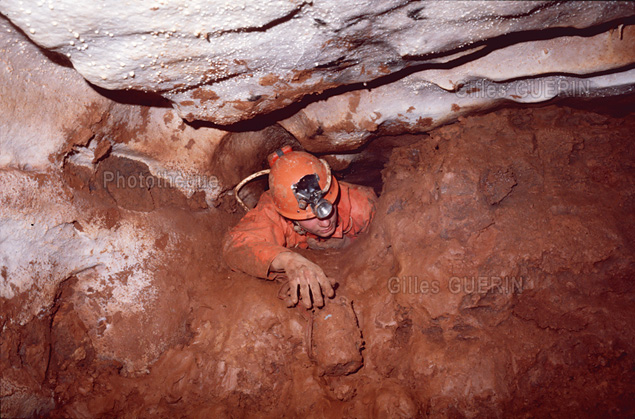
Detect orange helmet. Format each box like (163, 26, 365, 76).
(268, 146, 339, 220)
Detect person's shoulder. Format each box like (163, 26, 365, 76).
(338, 181, 377, 215)
(241, 190, 282, 221)
(255, 189, 275, 206)
(338, 182, 376, 235)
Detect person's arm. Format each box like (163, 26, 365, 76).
(270, 251, 335, 309)
(222, 193, 335, 308)
(222, 194, 291, 279)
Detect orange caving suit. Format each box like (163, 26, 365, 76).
(223, 182, 377, 279)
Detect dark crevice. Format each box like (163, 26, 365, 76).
(88, 82, 173, 108)
(407, 7, 426, 21)
(214, 3, 307, 35)
(43, 274, 76, 384)
(400, 15, 635, 62)
(490, 91, 635, 120)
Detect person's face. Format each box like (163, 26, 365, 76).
(296, 207, 338, 238)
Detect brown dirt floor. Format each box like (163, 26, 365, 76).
(1, 103, 634, 418)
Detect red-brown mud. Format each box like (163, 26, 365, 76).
(1, 103, 634, 418)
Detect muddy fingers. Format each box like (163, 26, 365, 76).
(309, 276, 325, 308)
(271, 251, 336, 309)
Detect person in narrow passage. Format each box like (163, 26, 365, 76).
(223, 146, 377, 309)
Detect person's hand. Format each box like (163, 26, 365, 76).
(306, 236, 351, 250)
(272, 252, 335, 309)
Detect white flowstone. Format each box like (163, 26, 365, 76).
(1, 0, 633, 124)
(0, 19, 224, 326)
(280, 25, 635, 150)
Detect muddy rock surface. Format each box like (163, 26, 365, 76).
(2, 103, 633, 418)
(1, 2, 634, 125)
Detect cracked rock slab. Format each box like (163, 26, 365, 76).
(2, 1, 634, 124)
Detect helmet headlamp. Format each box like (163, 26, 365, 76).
(292, 174, 334, 219)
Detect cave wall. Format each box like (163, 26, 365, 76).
(3, 102, 633, 419)
(342, 105, 635, 416)
(0, 15, 225, 322)
(280, 24, 635, 152)
(0, 17, 229, 413)
(1, 1, 635, 418)
(1, 1, 634, 126)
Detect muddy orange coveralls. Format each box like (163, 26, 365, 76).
(223, 182, 377, 279)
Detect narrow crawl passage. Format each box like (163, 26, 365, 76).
(1, 103, 634, 418)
